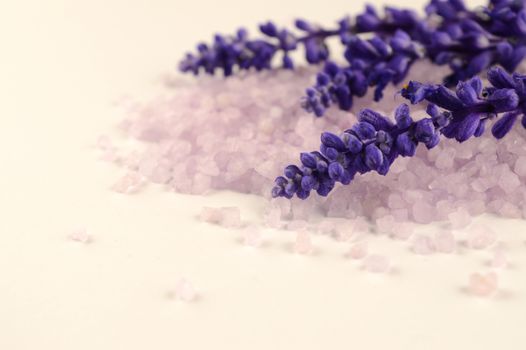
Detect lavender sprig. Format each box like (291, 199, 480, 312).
(178, 5, 420, 76)
(272, 66, 526, 199)
(301, 30, 424, 116)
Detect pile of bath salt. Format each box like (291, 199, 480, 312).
(104, 60, 526, 230)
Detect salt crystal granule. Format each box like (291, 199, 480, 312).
(112, 172, 144, 194)
(348, 242, 368, 260)
(363, 254, 390, 273)
(468, 225, 497, 250)
(175, 278, 197, 302)
(199, 206, 241, 228)
(69, 227, 91, 243)
(219, 207, 242, 228)
(434, 231, 456, 254)
(294, 230, 313, 255)
(468, 272, 498, 297)
(242, 225, 262, 247)
(412, 235, 435, 255)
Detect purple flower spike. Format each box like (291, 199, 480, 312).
(274, 66, 526, 199)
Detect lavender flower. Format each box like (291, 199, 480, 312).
(179, 4, 423, 76)
(301, 30, 424, 116)
(273, 66, 526, 199)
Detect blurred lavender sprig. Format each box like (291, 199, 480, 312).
(178, 6, 420, 76)
(272, 66, 526, 199)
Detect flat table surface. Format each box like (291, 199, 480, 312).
(3, 0, 526, 349)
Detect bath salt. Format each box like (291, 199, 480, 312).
(109, 64, 525, 227)
(68, 227, 91, 243)
(242, 225, 263, 247)
(294, 230, 313, 255)
(175, 278, 197, 302)
(468, 272, 498, 297)
(363, 254, 390, 273)
(348, 242, 368, 260)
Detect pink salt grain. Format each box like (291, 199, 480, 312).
(448, 208, 471, 229)
(219, 207, 242, 228)
(175, 278, 197, 302)
(199, 207, 223, 224)
(490, 245, 508, 268)
(434, 231, 456, 253)
(294, 230, 313, 255)
(363, 254, 390, 273)
(468, 226, 496, 250)
(412, 235, 435, 255)
(468, 272, 498, 297)
(348, 242, 368, 259)
(242, 225, 262, 247)
(112, 172, 144, 194)
(69, 227, 91, 243)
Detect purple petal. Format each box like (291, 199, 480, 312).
(492, 112, 519, 139)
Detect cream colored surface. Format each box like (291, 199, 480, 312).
(2, 0, 526, 349)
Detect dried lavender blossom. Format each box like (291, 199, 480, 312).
(272, 66, 526, 199)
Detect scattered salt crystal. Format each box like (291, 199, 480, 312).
(348, 242, 368, 259)
(391, 222, 414, 240)
(434, 231, 456, 253)
(287, 220, 308, 231)
(175, 278, 197, 302)
(294, 230, 313, 255)
(363, 254, 390, 273)
(69, 227, 91, 243)
(468, 225, 496, 250)
(112, 172, 144, 194)
(412, 235, 435, 255)
(448, 208, 471, 229)
(375, 215, 395, 235)
(490, 245, 508, 268)
(468, 272, 498, 297)
(199, 207, 223, 224)
(242, 225, 262, 247)
(219, 207, 242, 228)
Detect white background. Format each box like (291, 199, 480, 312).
(3, 0, 526, 349)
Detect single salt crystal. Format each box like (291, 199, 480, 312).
(513, 156, 526, 177)
(69, 227, 91, 243)
(112, 172, 144, 194)
(497, 170, 521, 194)
(294, 230, 313, 255)
(435, 148, 455, 169)
(468, 272, 498, 297)
(263, 207, 283, 228)
(412, 201, 434, 224)
(448, 208, 471, 229)
(242, 225, 262, 247)
(434, 231, 456, 253)
(175, 278, 197, 302)
(375, 215, 395, 235)
(491, 249, 508, 269)
(199, 207, 223, 224)
(363, 254, 390, 273)
(387, 193, 405, 209)
(287, 220, 308, 231)
(412, 235, 435, 255)
(219, 207, 242, 228)
(468, 225, 496, 250)
(391, 222, 414, 240)
(348, 242, 368, 259)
